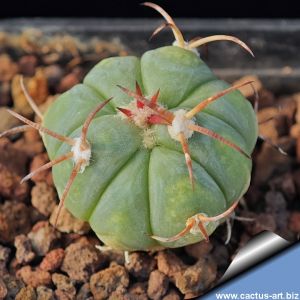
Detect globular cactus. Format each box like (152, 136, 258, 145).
(1, 3, 258, 251)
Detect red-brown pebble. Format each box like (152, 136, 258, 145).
(242, 212, 277, 236)
(162, 289, 181, 300)
(0, 201, 31, 243)
(19, 55, 38, 76)
(52, 273, 76, 300)
(0, 106, 21, 133)
(125, 252, 156, 280)
(76, 282, 93, 300)
(40, 248, 65, 272)
(61, 237, 106, 282)
(156, 251, 187, 282)
(29, 153, 53, 186)
(289, 212, 300, 233)
(24, 128, 41, 143)
(128, 282, 148, 300)
(0, 81, 12, 106)
(0, 54, 19, 81)
(90, 264, 129, 300)
(28, 221, 61, 256)
(175, 258, 217, 296)
(0, 138, 29, 201)
(0, 165, 29, 201)
(44, 64, 64, 90)
(49, 206, 90, 234)
(15, 285, 37, 300)
(1, 274, 25, 299)
(14, 234, 36, 264)
(0, 245, 11, 275)
(17, 266, 51, 288)
(185, 240, 213, 260)
(147, 270, 169, 300)
(31, 182, 57, 217)
(13, 137, 45, 159)
(36, 285, 54, 300)
(57, 69, 81, 93)
(0, 278, 7, 299)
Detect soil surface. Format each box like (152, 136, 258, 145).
(0, 30, 299, 300)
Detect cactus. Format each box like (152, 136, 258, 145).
(1, 3, 258, 251)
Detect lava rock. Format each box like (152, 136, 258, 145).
(13, 136, 45, 159)
(289, 212, 300, 233)
(125, 252, 156, 280)
(61, 237, 106, 283)
(52, 273, 76, 300)
(0, 278, 7, 299)
(265, 191, 289, 231)
(90, 264, 129, 300)
(57, 68, 82, 93)
(14, 234, 36, 264)
(15, 286, 37, 300)
(29, 153, 53, 186)
(185, 240, 213, 260)
(50, 206, 90, 234)
(269, 173, 296, 202)
(36, 286, 55, 300)
(0, 244, 11, 275)
(19, 55, 38, 77)
(44, 65, 64, 91)
(0, 138, 29, 201)
(0, 81, 12, 106)
(76, 283, 93, 300)
(233, 75, 262, 98)
(31, 182, 57, 217)
(39, 248, 65, 272)
(128, 282, 148, 300)
(174, 258, 217, 297)
(242, 212, 276, 236)
(156, 251, 187, 282)
(0, 201, 31, 243)
(147, 270, 169, 300)
(254, 141, 293, 186)
(0, 54, 19, 81)
(211, 243, 230, 271)
(258, 107, 281, 142)
(17, 266, 51, 288)
(0, 165, 29, 201)
(12, 69, 48, 117)
(28, 221, 61, 256)
(162, 289, 181, 300)
(0, 107, 21, 134)
(2, 273, 25, 299)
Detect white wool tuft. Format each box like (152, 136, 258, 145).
(189, 217, 202, 235)
(142, 128, 156, 149)
(172, 40, 200, 57)
(117, 101, 153, 129)
(189, 214, 214, 235)
(132, 106, 153, 129)
(168, 109, 195, 141)
(71, 137, 91, 173)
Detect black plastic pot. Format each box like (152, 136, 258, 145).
(0, 18, 299, 93)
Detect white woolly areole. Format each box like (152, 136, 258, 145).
(71, 137, 91, 173)
(189, 214, 214, 235)
(172, 40, 200, 57)
(168, 109, 195, 141)
(132, 106, 153, 129)
(190, 217, 202, 235)
(118, 101, 153, 129)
